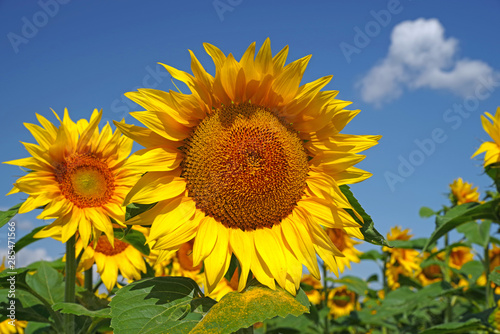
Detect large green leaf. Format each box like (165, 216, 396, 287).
(0, 289, 52, 323)
(388, 238, 430, 250)
(25, 261, 65, 305)
(489, 266, 500, 285)
(424, 200, 500, 252)
(189, 284, 309, 334)
(339, 185, 388, 246)
(456, 220, 492, 248)
(110, 276, 216, 334)
(0, 203, 23, 229)
(419, 318, 484, 334)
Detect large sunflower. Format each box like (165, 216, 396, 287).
(117, 39, 380, 294)
(5, 109, 139, 246)
(472, 107, 500, 166)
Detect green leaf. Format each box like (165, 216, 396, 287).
(460, 261, 485, 283)
(0, 289, 52, 323)
(14, 225, 47, 252)
(328, 275, 368, 296)
(0, 203, 23, 229)
(25, 261, 65, 304)
(456, 221, 491, 247)
(486, 163, 500, 193)
(419, 206, 436, 218)
(52, 302, 111, 318)
(114, 228, 150, 256)
(424, 200, 500, 252)
(489, 266, 500, 285)
(388, 238, 429, 250)
(110, 276, 216, 334)
(189, 284, 309, 334)
(419, 318, 484, 334)
(359, 250, 384, 261)
(125, 203, 156, 222)
(339, 185, 389, 246)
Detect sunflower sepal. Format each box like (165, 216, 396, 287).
(339, 185, 389, 247)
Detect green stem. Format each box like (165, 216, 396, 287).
(485, 242, 494, 309)
(235, 326, 254, 334)
(84, 267, 93, 293)
(322, 263, 330, 334)
(443, 233, 452, 323)
(64, 234, 77, 334)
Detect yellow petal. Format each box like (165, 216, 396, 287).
(192, 216, 219, 267)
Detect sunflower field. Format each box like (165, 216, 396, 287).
(2, 39, 500, 334)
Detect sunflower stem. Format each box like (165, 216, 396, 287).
(322, 262, 330, 334)
(235, 325, 254, 334)
(485, 241, 494, 309)
(443, 233, 452, 323)
(64, 234, 77, 334)
(84, 267, 93, 292)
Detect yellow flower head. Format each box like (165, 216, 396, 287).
(384, 226, 420, 273)
(448, 246, 474, 270)
(326, 227, 362, 273)
(385, 264, 405, 290)
(118, 39, 380, 295)
(77, 234, 147, 291)
(472, 107, 500, 166)
(417, 251, 444, 287)
(5, 109, 140, 247)
(327, 285, 359, 318)
(0, 319, 27, 334)
(301, 274, 323, 305)
(449, 178, 480, 206)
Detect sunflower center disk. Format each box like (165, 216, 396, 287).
(183, 103, 309, 231)
(93, 236, 129, 256)
(55, 154, 115, 208)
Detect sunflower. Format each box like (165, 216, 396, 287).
(327, 285, 359, 318)
(0, 320, 27, 334)
(449, 178, 481, 206)
(384, 226, 420, 274)
(448, 246, 474, 270)
(117, 39, 380, 295)
(385, 263, 405, 290)
(326, 227, 362, 273)
(77, 234, 147, 291)
(300, 274, 323, 305)
(472, 107, 500, 166)
(4, 109, 140, 247)
(417, 251, 443, 287)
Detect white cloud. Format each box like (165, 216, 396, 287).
(0, 247, 53, 267)
(357, 18, 499, 106)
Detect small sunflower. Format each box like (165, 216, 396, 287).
(327, 285, 359, 318)
(385, 263, 405, 290)
(326, 227, 362, 273)
(472, 107, 500, 166)
(0, 320, 27, 334)
(118, 39, 379, 294)
(300, 274, 323, 305)
(448, 246, 474, 270)
(5, 109, 140, 246)
(77, 234, 147, 291)
(417, 251, 443, 287)
(449, 178, 481, 206)
(384, 226, 420, 274)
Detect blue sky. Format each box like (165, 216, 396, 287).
(1, 0, 500, 279)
